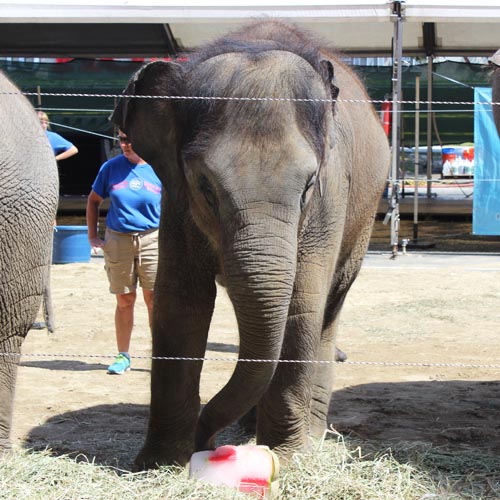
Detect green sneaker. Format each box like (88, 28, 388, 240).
(107, 353, 131, 375)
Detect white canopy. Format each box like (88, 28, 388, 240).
(0, 1, 499, 57)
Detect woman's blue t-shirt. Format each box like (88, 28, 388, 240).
(46, 130, 75, 155)
(92, 154, 162, 233)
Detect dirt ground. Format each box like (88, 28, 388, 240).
(370, 215, 500, 253)
(11, 246, 500, 470)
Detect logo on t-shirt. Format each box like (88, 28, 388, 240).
(129, 177, 144, 191)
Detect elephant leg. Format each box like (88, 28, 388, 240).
(134, 289, 216, 469)
(135, 356, 205, 469)
(134, 227, 217, 470)
(256, 329, 318, 455)
(0, 285, 36, 454)
(310, 243, 370, 436)
(256, 283, 322, 455)
(309, 321, 339, 437)
(0, 337, 22, 454)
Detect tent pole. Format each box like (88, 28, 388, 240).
(414, 75, 420, 242)
(389, 1, 403, 258)
(426, 55, 433, 197)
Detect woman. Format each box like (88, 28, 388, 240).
(38, 110, 79, 161)
(86, 130, 162, 375)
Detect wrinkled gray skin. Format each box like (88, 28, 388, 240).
(113, 21, 389, 469)
(490, 49, 500, 136)
(0, 71, 58, 454)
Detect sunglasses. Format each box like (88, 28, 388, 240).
(117, 135, 131, 145)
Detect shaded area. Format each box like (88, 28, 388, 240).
(0, 23, 179, 58)
(370, 215, 500, 252)
(24, 403, 149, 469)
(19, 359, 150, 373)
(329, 380, 500, 452)
(23, 403, 250, 471)
(22, 380, 500, 471)
(206, 341, 238, 354)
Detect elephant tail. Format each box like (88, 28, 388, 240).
(42, 281, 55, 333)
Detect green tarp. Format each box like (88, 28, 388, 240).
(1, 58, 143, 135)
(1, 58, 494, 145)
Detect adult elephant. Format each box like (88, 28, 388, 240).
(0, 72, 58, 454)
(113, 20, 389, 469)
(490, 49, 500, 135)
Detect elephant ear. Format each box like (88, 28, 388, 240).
(319, 59, 340, 110)
(111, 60, 184, 134)
(110, 60, 185, 186)
(110, 68, 140, 132)
(319, 58, 338, 150)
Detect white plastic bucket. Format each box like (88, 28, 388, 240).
(189, 445, 280, 498)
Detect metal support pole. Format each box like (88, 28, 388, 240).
(426, 56, 433, 198)
(389, 1, 404, 258)
(413, 75, 420, 242)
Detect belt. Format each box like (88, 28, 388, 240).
(106, 227, 158, 266)
(107, 227, 158, 237)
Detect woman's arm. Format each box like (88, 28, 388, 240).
(55, 145, 79, 161)
(86, 189, 105, 251)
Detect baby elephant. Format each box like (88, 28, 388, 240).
(113, 20, 389, 469)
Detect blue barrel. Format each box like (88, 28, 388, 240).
(52, 225, 91, 264)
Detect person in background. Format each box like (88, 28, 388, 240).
(86, 130, 162, 375)
(31, 111, 80, 331)
(38, 110, 79, 161)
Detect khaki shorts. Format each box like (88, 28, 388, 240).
(103, 228, 159, 294)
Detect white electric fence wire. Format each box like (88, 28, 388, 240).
(41, 108, 484, 115)
(0, 89, 496, 370)
(1, 90, 500, 107)
(1, 352, 500, 370)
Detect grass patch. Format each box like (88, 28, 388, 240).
(2, 434, 499, 499)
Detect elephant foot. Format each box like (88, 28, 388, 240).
(133, 441, 194, 470)
(0, 439, 13, 459)
(262, 435, 312, 462)
(194, 433, 216, 453)
(310, 397, 330, 439)
(257, 415, 310, 457)
(194, 419, 217, 452)
(335, 346, 347, 362)
(310, 417, 329, 439)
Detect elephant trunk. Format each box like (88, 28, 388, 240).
(195, 210, 298, 450)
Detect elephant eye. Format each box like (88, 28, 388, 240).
(198, 175, 217, 208)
